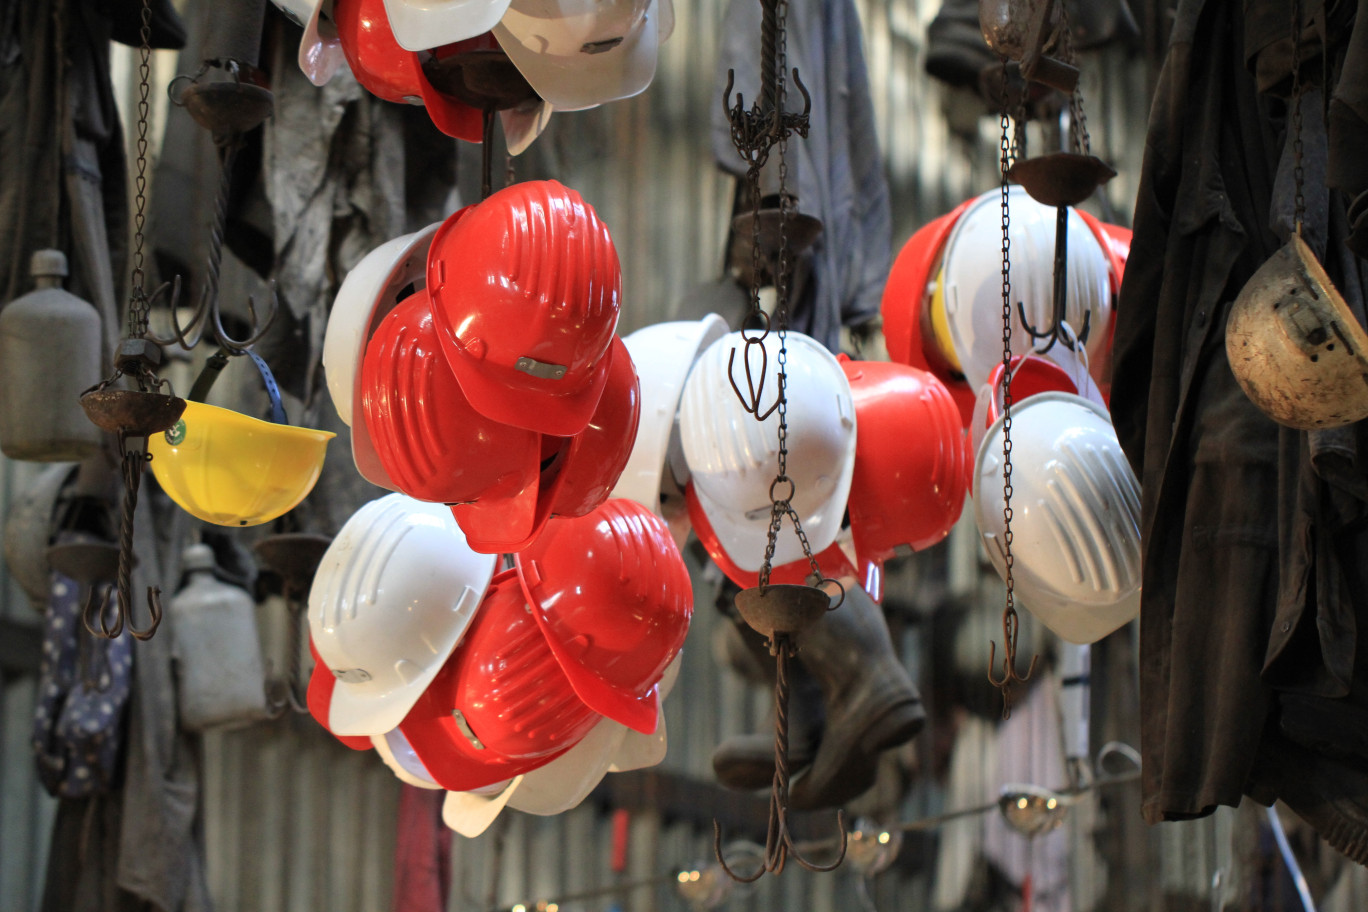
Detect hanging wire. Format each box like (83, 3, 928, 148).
(1291, 0, 1306, 235)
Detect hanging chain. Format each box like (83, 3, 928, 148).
(988, 60, 1037, 717)
(126, 0, 155, 340)
(1055, 4, 1092, 157)
(1290, 0, 1306, 234)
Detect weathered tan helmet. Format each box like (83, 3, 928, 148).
(1227, 234, 1368, 430)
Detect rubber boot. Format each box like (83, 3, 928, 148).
(711, 653, 824, 790)
(787, 581, 925, 810)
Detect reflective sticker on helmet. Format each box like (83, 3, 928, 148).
(165, 419, 186, 446)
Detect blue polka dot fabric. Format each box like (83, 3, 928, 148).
(31, 569, 133, 798)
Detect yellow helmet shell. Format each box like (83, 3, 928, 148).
(149, 401, 336, 527)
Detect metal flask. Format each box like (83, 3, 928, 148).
(0, 250, 105, 461)
(170, 544, 269, 731)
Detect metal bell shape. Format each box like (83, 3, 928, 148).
(0, 250, 104, 461)
(1226, 234, 1368, 430)
(169, 544, 269, 731)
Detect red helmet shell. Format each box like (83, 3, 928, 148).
(399, 570, 590, 790)
(514, 499, 691, 734)
(838, 355, 968, 575)
(427, 180, 622, 437)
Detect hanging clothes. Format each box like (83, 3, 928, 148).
(710, 0, 892, 352)
(1110, 0, 1368, 857)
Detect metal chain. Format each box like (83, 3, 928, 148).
(1291, 0, 1306, 233)
(127, 0, 155, 339)
(1053, 3, 1092, 157)
(988, 63, 1036, 717)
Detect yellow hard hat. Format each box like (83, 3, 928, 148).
(927, 267, 963, 375)
(149, 400, 335, 527)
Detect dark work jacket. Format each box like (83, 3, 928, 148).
(1111, 0, 1368, 824)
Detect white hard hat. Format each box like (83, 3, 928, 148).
(941, 186, 1112, 394)
(271, 0, 347, 85)
(442, 780, 521, 837)
(381, 0, 513, 52)
(493, 0, 670, 111)
(309, 494, 497, 736)
(973, 392, 1141, 644)
(612, 315, 728, 522)
(373, 728, 443, 789)
(323, 224, 439, 489)
(500, 100, 555, 156)
(680, 330, 857, 572)
(606, 649, 678, 772)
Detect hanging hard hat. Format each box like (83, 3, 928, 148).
(381, 0, 513, 51)
(148, 354, 335, 527)
(372, 728, 444, 790)
(938, 186, 1112, 396)
(610, 315, 728, 528)
(442, 569, 601, 759)
(362, 283, 638, 551)
(400, 570, 589, 791)
(683, 481, 856, 590)
(305, 637, 380, 751)
(271, 0, 347, 85)
(1226, 233, 1368, 429)
(968, 354, 1080, 491)
(426, 180, 622, 437)
(308, 494, 497, 736)
(679, 330, 857, 572)
(333, 0, 483, 141)
(881, 199, 977, 423)
(493, 0, 671, 111)
(973, 392, 1141, 644)
(323, 222, 439, 489)
(514, 498, 692, 734)
(837, 356, 968, 599)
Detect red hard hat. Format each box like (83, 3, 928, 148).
(514, 499, 692, 735)
(838, 355, 968, 589)
(1074, 212, 1129, 403)
(333, 0, 483, 142)
(880, 199, 977, 425)
(427, 180, 622, 437)
(306, 637, 375, 752)
(682, 481, 856, 590)
(400, 570, 592, 790)
(451, 334, 640, 551)
(360, 287, 547, 544)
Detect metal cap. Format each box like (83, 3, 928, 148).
(30, 249, 68, 280)
(182, 542, 218, 573)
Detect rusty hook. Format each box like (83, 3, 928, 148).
(987, 608, 1039, 717)
(83, 445, 164, 641)
(727, 340, 784, 421)
(786, 67, 812, 132)
(714, 635, 848, 881)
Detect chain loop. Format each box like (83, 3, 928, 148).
(126, 0, 156, 339)
(1290, 0, 1306, 234)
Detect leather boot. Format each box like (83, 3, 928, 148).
(787, 581, 925, 810)
(711, 655, 824, 790)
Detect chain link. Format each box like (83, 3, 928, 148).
(1290, 0, 1305, 233)
(127, 0, 155, 339)
(1055, 3, 1092, 156)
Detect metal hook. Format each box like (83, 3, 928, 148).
(147, 136, 276, 355)
(986, 609, 1039, 718)
(1014, 204, 1092, 355)
(714, 635, 848, 880)
(82, 445, 164, 641)
(727, 340, 783, 421)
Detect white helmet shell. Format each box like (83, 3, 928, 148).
(493, 0, 669, 111)
(381, 0, 514, 51)
(323, 224, 439, 489)
(373, 728, 442, 790)
(309, 495, 497, 736)
(973, 392, 1141, 644)
(941, 186, 1112, 394)
(679, 331, 856, 572)
(612, 315, 728, 522)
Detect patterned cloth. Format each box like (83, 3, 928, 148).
(32, 571, 134, 799)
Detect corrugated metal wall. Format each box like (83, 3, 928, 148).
(2, 1, 1169, 910)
